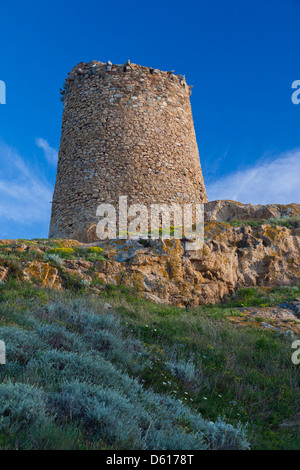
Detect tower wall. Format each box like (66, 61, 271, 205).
(49, 61, 207, 241)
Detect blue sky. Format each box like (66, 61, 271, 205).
(0, 0, 300, 239)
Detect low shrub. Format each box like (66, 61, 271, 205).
(0, 326, 44, 364)
(0, 382, 49, 433)
(165, 358, 198, 384)
(49, 381, 249, 450)
(36, 323, 86, 353)
(43, 253, 64, 266)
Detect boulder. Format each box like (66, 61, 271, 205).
(205, 200, 300, 222)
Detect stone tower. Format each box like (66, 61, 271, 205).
(49, 60, 207, 241)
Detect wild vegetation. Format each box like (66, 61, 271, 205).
(0, 240, 299, 450)
(227, 216, 300, 229)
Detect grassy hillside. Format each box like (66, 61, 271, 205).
(0, 276, 299, 449)
(0, 239, 299, 450)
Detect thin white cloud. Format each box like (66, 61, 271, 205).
(35, 138, 58, 165)
(0, 141, 53, 234)
(206, 149, 300, 204)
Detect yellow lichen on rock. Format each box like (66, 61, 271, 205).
(2, 203, 299, 307)
(23, 261, 62, 289)
(0, 266, 9, 282)
(55, 239, 81, 248)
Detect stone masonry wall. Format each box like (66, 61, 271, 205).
(49, 60, 207, 242)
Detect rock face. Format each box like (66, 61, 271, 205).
(0, 266, 9, 282)
(23, 262, 62, 289)
(1, 203, 300, 306)
(204, 200, 300, 222)
(93, 222, 299, 305)
(228, 304, 300, 334)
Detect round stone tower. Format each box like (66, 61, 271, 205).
(49, 60, 207, 241)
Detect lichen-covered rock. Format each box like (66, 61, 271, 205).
(205, 200, 300, 222)
(0, 266, 9, 282)
(23, 262, 62, 289)
(62, 258, 93, 282)
(57, 239, 81, 248)
(228, 304, 300, 334)
(91, 222, 300, 306)
(1, 211, 299, 306)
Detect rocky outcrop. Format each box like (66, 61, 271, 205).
(93, 222, 300, 305)
(228, 303, 300, 334)
(204, 200, 300, 222)
(0, 266, 9, 282)
(1, 208, 299, 306)
(23, 261, 62, 289)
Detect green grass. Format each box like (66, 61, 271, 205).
(0, 279, 299, 450)
(0, 240, 299, 450)
(221, 285, 300, 308)
(0, 282, 251, 450)
(105, 291, 300, 450)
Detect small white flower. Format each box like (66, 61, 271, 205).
(203, 397, 207, 400)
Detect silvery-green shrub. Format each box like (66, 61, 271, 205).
(0, 382, 50, 433)
(0, 326, 44, 364)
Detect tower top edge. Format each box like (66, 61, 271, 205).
(64, 60, 192, 89)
